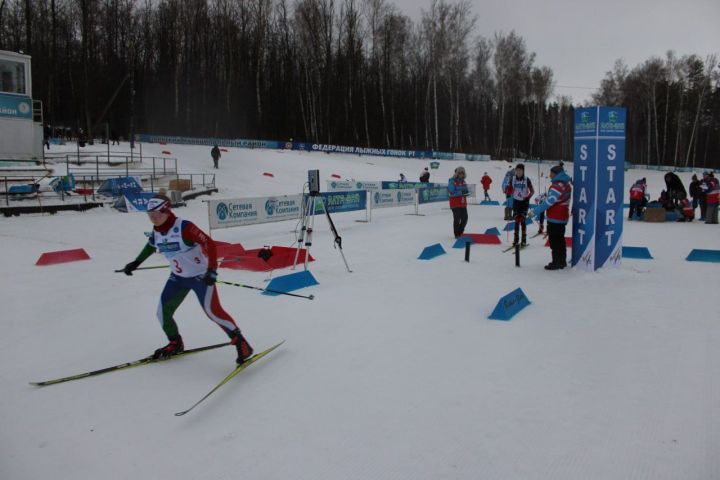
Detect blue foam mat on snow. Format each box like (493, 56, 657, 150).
(686, 249, 720, 263)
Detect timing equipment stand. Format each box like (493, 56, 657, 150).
(293, 170, 352, 272)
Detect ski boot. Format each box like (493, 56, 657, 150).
(521, 234, 527, 247)
(153, 335, 184, 359)
(230, 330, 254, 365)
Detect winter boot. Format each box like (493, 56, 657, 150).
(153, 335, 184, 359)
(230, 329, 254, 365)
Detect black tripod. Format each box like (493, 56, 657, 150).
(293, 192, 352, 272)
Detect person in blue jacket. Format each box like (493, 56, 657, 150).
(447, 166, 469, 238)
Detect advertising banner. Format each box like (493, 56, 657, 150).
(313, 191, 368, 214)
(572, 108, 598, 271)
(370, 189, 417, 209)
(326, 180, 382, 192)
(571, 106, 626, 271)
(295, 142, 433, 159)
(0, 93, 33, 119)
(595, 107, 626, 269)
(208, 194, 303, 230)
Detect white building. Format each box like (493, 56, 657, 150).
(0, 50, 43, 161)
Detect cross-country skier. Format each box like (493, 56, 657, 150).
(530, 165, 572, 270)
(121, 194, 253, 364)
(508, 164, 535, 246)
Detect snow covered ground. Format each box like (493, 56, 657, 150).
(1, 142, 719, 480)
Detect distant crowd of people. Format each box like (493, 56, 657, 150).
(628, 171, 718, 224)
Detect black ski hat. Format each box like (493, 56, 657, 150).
(515, 163, 525, 170)
(550, 165, 563, 175)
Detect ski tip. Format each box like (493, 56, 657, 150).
(308, 295, 315, 300)
(174, 411, 189, 417)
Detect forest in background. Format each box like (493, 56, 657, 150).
(1, 0, 718, 167)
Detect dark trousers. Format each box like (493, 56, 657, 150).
(451, 207, 468, 238)
(547, 222, 567, 267)
(699, 197, 707, 220)
(628, 199, 646, 220)
(512, 199, 529, 243)
(483, 188, 490, 200)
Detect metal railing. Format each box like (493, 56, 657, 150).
(3, 173, 215, 206)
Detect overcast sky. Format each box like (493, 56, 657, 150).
(391, 0, 720, 104)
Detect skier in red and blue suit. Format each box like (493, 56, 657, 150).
(531, 165, 572, 270)
(122, 194, 253, 364)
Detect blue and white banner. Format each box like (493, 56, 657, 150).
(296, 142, 433, 159)
(207, 194, 303, 229)
(123, 192, 157, 212)
(370, 189, 417, 209)
(571, 106, 626, 271)
(326, 180, 382, 191)
(572, 108, 598, 271)
(313, 191, 368, 214)
(417, 186, 449, 204)
(136, 134, 284, 150)
(0, 93, 33, 119)
(595, 108, 626, 268)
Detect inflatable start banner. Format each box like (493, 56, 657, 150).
(572, 106, 626, 271)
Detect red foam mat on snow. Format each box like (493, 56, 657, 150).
(215, 242, 246, 259)
(218, 246, 314, 272)
(545, 237, 573, 248)
(36, 248, 91, 266)
(463, 233, 502, 245)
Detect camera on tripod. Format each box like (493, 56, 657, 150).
(308, 169, 320, 196)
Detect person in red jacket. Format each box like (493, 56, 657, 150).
(628, 178, 648, 220)
(121, 194, 253, 364)
(531, 166, 572, 270)
(480, 172, 492, 201)
(447, 166, 469, 238)
(704, 172, 719, 224)
(676, 198, 694, 222)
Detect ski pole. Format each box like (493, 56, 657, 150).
(114, 265, 168, 273)
(217, 280, 315, 300)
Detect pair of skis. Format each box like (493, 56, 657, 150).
(30, 341, 284, 416)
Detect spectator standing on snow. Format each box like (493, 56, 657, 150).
(481, 172, 492, 201)
(419, 168, 430, 183)
(628, 178, 648, 220)
(211, 145, 221, 169)
(689, 174, 701, 217)
(447, 167, 469, 238)
(509, 164, 535, 247)
(501, 165, 514, 220)
(531, 165, 572, 270)
(399, 173, 407, 183)
(704, 172, 719, 224)
(121, 194, 253, 364)
(699, 171, 711, 221)
(534, 191, 548, 235)
(664, 172, 687, 206)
